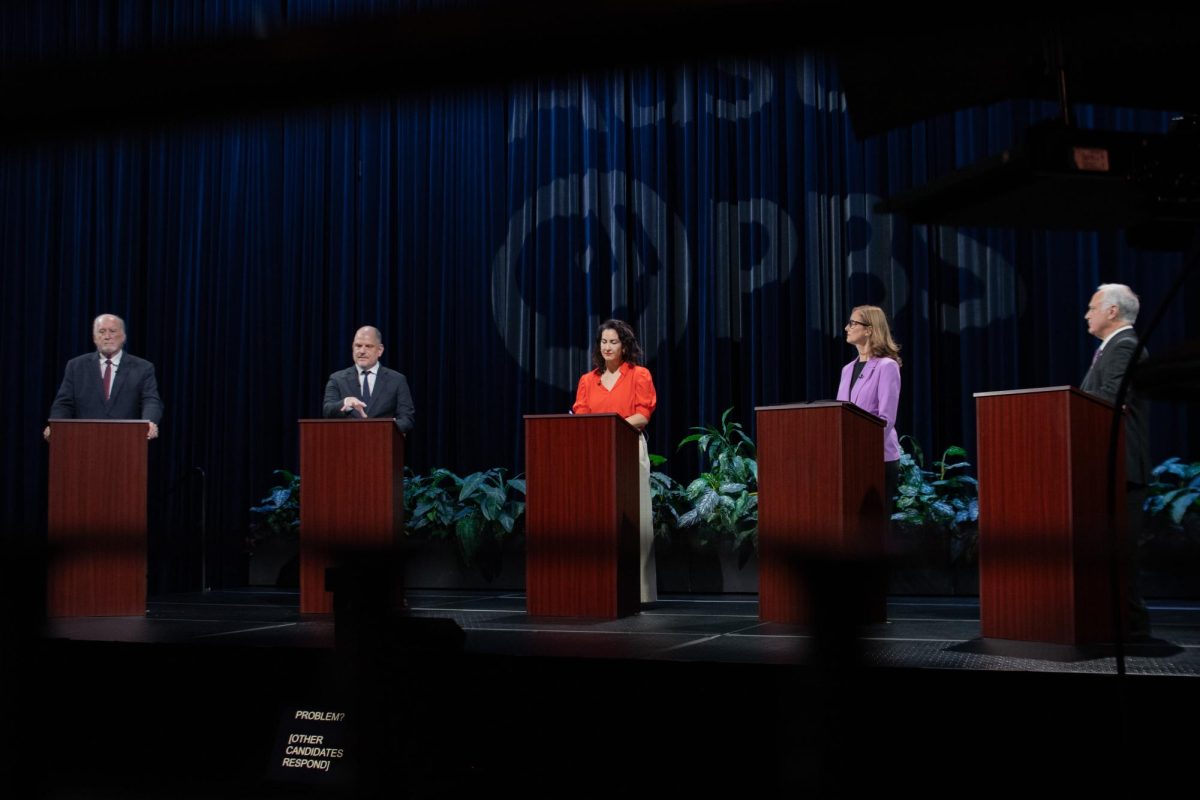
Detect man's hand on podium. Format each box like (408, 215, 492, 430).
(340, 397, 369, 418)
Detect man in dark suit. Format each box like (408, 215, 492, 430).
(323, 326, 415, 433)
(1081, 283, 1151, 637)
(44, 313, 163, 441)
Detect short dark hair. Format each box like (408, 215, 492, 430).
(591, 319, 644, 372)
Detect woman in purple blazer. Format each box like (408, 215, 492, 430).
(836, 305, 903, 508)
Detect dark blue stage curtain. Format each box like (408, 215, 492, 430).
(2, 2, 1196, 590)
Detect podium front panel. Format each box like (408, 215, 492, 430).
(47, 420, 148, 617)
(299, 419, 404, 614)
(525, 414, 639, 618)
(977, 387, 1126, 644)
(757, 403, 886, 625)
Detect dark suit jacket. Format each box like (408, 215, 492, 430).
(1080, 328, 1150, 484)
(322, 365, 415, 433)
(49, 352, 164, 424)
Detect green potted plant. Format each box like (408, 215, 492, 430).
(890, 436, 979, 594)
(649, 454, 688, 541)
(649, 454, 690, 592)
(448, 468, 526, 581)
(403, 466, 526, 585)
(246, 469, 300, 587)
(1140, 457, 1200, 597)
(674, 407, 759, 591)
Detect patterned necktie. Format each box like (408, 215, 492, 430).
(361, 370, 372, 405)
(1092, 346, 1103, 366)
(103, 359, 113, 401)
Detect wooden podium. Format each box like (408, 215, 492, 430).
(299, 419, 404, 614)
(524, 414, 640, 618)
(47, 419, 150, 617)
(976, 386, 1126, 644)
(756, 402, 887, 624)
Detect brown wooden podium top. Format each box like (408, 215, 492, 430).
(524, 413, 623, 420)
(755, 401, 884, 427)
(973, 385, 1116, 410)
(297, 418, 400, 424)
(523, 412, 640, 431)
(47, 419, 151, 424)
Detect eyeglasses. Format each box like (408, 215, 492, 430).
(846, 319, 871, 328)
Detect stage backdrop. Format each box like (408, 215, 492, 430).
(2, 1, 1196, 591)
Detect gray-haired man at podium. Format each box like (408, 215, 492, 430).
(1080, 283, 1152, 639)
(44, 313, 163, 441)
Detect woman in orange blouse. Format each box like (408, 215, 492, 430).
(572, 319, 658, 603)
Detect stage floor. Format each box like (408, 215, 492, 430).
(15, 589, 1200, 797)
(44, 588, 1200, 676)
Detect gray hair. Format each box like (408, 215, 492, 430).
(1096, 283, 1139, 325)
(92, 313, 126, 333)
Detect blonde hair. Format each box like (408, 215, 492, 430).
(852, 305, 902, 366)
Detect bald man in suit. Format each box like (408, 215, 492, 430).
(322, 326, 415, 433)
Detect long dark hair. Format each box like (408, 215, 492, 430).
(591, 318, 644, 372)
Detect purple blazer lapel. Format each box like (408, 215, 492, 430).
(850, 359, 877, 404)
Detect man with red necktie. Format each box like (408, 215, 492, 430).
(45, 313, 163, 441)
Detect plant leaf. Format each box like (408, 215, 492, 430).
(693, 488, 719, 520)
(457, 471, 487, 501)
(1151, 457, 1183, 478)
(931, 500, 955, 520)
(1169, 491, 1200, 525)
(455, 514, 483, 565)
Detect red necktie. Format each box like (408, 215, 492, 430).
(103, 359, 113, 400)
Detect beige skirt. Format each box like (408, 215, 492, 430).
(637, 435, 657, 603)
